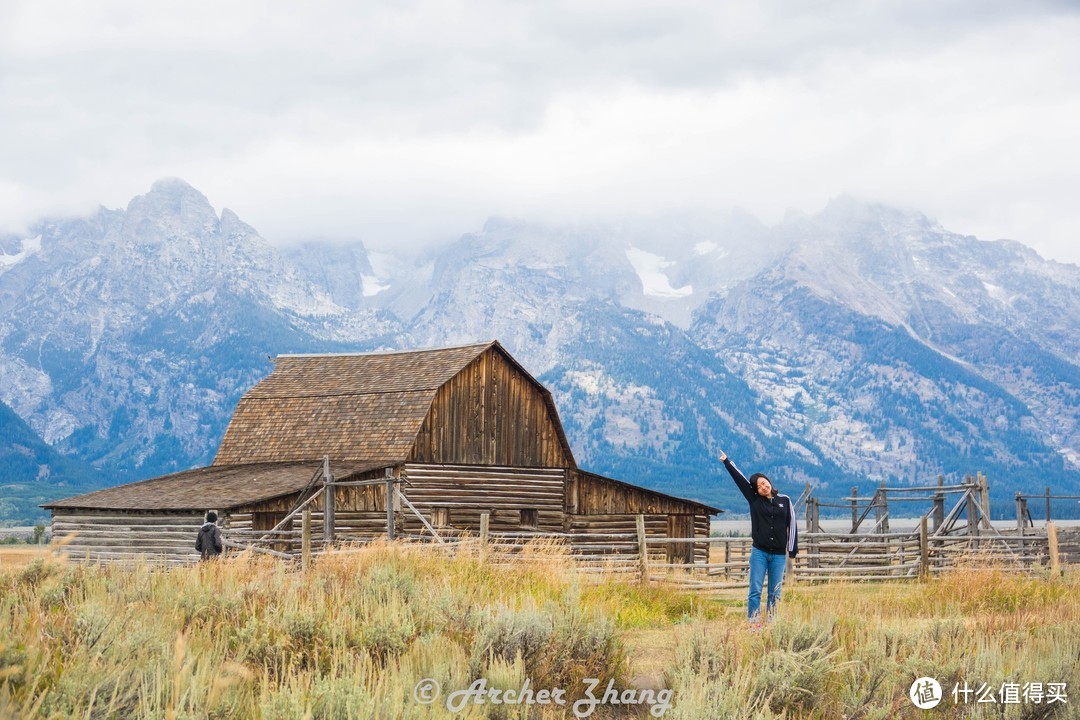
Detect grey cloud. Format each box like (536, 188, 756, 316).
(0, 1, 1078, 263)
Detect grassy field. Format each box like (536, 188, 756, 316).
(0, 542, 1077, 719)
(0, 545, 49, 571)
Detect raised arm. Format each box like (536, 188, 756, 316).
(718, 450, 756, 503)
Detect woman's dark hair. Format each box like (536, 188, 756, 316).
(206, 510, 218, 523)
(749, 473, 778, 498)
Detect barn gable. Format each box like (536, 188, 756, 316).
(409, 343, 573, 467)
(213, 341, 574, 468)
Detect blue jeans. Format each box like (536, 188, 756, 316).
(747, 546, 787, 621)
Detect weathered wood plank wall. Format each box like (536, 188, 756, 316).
(567, 470, 709, 516)
(567, 513, 709, 563)
(51, 510, 204, 565)
(399, 464, 566, 534)
(409, 350, 570, 467)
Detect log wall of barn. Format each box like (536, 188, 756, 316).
(215, 465, 711, 561)
(225, 510, 391, 551)
(567, 513, 709, 563)
(50, 510, 206, 565)
(565, 470, 711, 562)
(409, 349, 571, 468)
(227, 466, 392, 548)
(223, 464, 569, 547)
(694, 514, 710, 564)
(399, 464, 566, 534)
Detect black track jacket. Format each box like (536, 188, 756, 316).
(723, 458, 799, 557)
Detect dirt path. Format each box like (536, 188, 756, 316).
(622, 591, 745, 688)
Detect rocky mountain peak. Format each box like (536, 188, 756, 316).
(817, 195, 939, 234)
(126, 178, 220, 233)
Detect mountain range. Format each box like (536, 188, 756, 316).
(1, 179, 1077, 524)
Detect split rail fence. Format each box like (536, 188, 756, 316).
(216, 472, 1078, 595)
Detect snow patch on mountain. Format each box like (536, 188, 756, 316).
(360, 274, 390, 297)
(625, 247, 693, 298)
(0, 235, 42, 269)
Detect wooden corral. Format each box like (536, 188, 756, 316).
(637, 476, 1080, 594)
(44, 341, 718, 564)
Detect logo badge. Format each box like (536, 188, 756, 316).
(910, 677, 942, 709)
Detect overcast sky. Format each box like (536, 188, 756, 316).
(1, 1, 1078, 263)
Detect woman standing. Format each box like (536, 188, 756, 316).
(718, 450, 798, 624)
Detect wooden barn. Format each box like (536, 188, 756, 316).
(45, 341, 718, 565)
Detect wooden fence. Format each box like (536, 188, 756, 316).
(216, 506, 1077, 596)
(200, 467, 1079, 593)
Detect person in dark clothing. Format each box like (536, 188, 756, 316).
(718, 450, 798, 624)
(195, 510, 223, 560)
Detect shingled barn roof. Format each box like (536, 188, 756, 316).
(212, 341, 574, 466)
(42, 461, 387, 511)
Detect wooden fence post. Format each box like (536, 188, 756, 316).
(322, 455, 335, 546)
(978, 472, 992, 529)
(385, 469, 396, 541)
(723, 540, 731, 580)
(878, 482, 890, 533)
(919, 515, 929, 579)
(965, 485, 980, 550)
(301, 508, 311, 571)
(1045, 487, 1052, 524)
(1015, 492, 1026, 560)
(873, 486, 882, 531)
(479, 512, 489, 563)
(1047, 520, 1060, 575)
(636, 514, 650, 586)
(850, 487, 858, 533)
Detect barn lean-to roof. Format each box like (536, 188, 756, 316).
(42, 461, 388, 511)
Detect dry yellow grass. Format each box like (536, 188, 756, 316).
(0, 543, 1076, 719)
(0, 545, 48, 570)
